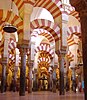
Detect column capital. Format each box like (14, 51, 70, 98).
(17, 40, 30, 56)
(17, 39, 30, 49)
(29, 60, 34, 68)
(24, 2, 33, 15)
(55, 48, 66, 56)
(70, 0, 87, 12)
(2, 57, 8, 65)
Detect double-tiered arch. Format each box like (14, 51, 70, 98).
(31, 19, 60, 51)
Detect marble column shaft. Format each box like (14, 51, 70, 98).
(52, 69, 56, 93)
(28, 66, 32, 93)
(59, 52, 65, 95)
(1, 58, 7, 93)
(19, 47, 27, 96)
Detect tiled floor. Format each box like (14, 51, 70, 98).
(0, 91, 84, 100)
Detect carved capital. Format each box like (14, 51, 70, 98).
(19, 47, 28, 55)
(17, 39, 30, 49)
(55, 47, 66, 56)
(24, 2, 33, 15)
(70, 0, 87, 12)
(2, 57, 8, 65)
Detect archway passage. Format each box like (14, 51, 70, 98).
(31, 19, 60, 51)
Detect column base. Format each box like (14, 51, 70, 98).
(28, 90, 32, 93)
(59, 91, 65, 95)
(19, 92, 25, 96)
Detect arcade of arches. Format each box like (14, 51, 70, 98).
(0, 0, 86, 99)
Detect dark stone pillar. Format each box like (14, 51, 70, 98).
(57, 50, 66, 95)
(12, 66, 18, 92)
(52, 68, 56, 93)
(19, 47, 27, 96)
(70, 0, 87, 99)
(71, 68, 76, 92)
(59, 56, 65, 95)
(28, 66, 32, 93)
(1, 57, 7, 93)
(33, 69, 38, 91)
(49, 71, 53, 91)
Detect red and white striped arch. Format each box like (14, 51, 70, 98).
(0, 36, 4, 55)
(0, 9, 23, 36)
(0, 37, 16, 56)
(8, 38, 16, 53)
(8, 54, 15, 72)
(35, 43, 54, 58)
(67, 34, 77, 46)
(67, 26, 81, 38)
(9, 54, 15, 61)
(64, 5, 75, 14)
(31, 29, 54, 43)
(66, 50, 74, 62)
(34, 0, 62, 19)
(64, 5, 80, 22)
(31, 19, 60, 51)
(70, 11, 80, 22)
(38, 57, 51, 64)
(38, 62, 50, 69)
(12, 0, 62, 20)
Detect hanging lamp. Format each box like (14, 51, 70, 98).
(3, 24, 17, 33)
(3, 0, 17, 33)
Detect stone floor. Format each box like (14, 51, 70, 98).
(0, 91, 84, 100)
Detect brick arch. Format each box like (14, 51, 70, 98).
(8, 38, 16, 54)
(31, 29, 55, 43)
(38, 60, 50, 69)
(67, 26, 81, 38)
(67, 26, 81, 46)
(0, 9, 23, 40)
(0, 36, 16, 56)
(12, 0, 62, 20)
(31, 19, 60, 51)
(34, 0, 62, 19)
(38, 57, 51, 64)
(35, 43, 54, 59)
(70, 11, 80, 22)
(66, 50, 74, 62)
(65, 5, 80, 22)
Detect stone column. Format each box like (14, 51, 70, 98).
(12, 66, 18, 92)
(33, 68, 38, 91)
(13, 48, 19, 92)
(52, 67, 57, 93)
(27, 44, 33, 93)
(18, 45, 27, 96)
(70, 0, 87, 99)
(22, 3, 33, 94)
(1, 57, 7, 93)
(58, 50, 66, 95)
(71, 67, 76, 92)
(28, 65, 32, 93)
(1, 32, 10, 93)
(49, 67, 53, 91)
